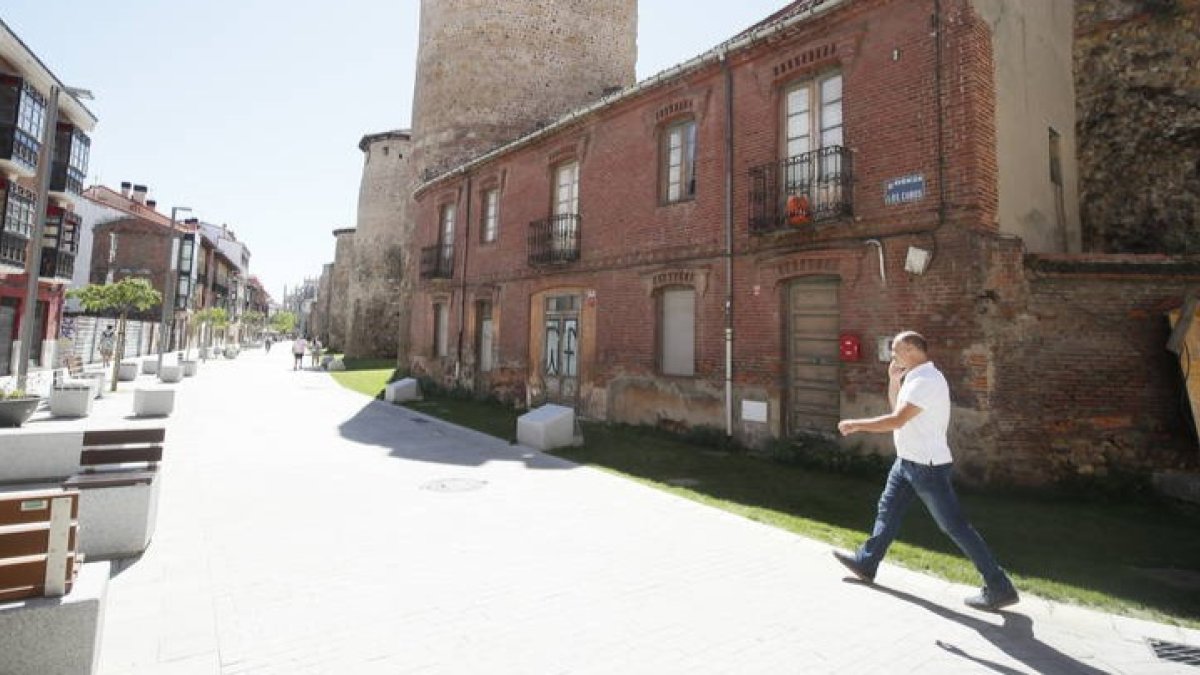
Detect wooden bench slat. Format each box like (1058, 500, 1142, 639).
(0, 554, 78, 592)
(63, 470, 157, 489)
(80, 446, 163, 466)
(0, 491, 80, 526)
(82, 428, 166, 446)
(0, 524, 78, 558)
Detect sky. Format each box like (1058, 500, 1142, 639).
(1, 1, 787, 301)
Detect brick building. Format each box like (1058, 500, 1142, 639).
(405, 0, 1197, 485)
(0, 19, 95, 377)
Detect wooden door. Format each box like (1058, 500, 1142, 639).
(787, 277, 841, 435)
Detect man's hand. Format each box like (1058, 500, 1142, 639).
(888, 359, 908, 381)
(837, 420, 859, 436)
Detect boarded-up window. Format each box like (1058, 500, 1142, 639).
(660, 288, 695, 376)
(433, 303, 448, 358)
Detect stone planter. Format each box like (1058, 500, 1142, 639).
(50, 384, 93, 418)
(117, 362, 139, 382)
(158, 365, 183, 384)
(141, 359, 158, 375)
(223, 347, 239, 359)
(181, 360, 198, 377)
(0, 397, 41, 427)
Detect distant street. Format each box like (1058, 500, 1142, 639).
(97, 345, 1200, 674)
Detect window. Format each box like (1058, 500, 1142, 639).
(1048, 128, 1062, 187)
(69, 130, 90, 174)
(481, 189, 499, 243)
(3, 185, 36, 238)
(660, 287, 695, 376)
(439, 202, 455, 272)
(433, 302, 449, 358)
(661, 119, 697, 203)
(784, 73, 842, 159)
(16, 83, 45, 142)
(553, 161, 579, 216)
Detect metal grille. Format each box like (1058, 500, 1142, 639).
(1148, 638, 1200, 666)
(528, 214, 580, 266)
(749, 145, 852, 234)
(420, 244, 453, 279)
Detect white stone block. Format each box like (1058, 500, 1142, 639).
(50, 384, 93, 418)
(77, 371, 107, 398)
(158, 364, 183, 383)
(140, 359, 158, 375)
(328, 359, 347, 371)
(74, 476, 160, 560)
(133, 387, 175, 417)
(517, 404, 579, 451)
(0, 430, 84, 482)
(117, 362, 138, 381)
(385, 378, 421, 403)
(181, 360, 199, 377)
(0, 561, 109, 675)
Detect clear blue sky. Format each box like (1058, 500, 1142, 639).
(2, 1, 785, 301)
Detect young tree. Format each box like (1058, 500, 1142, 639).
(192, 307, 229, 359)
(270, 310, 297, 336)
(241, 310, 266, 343)
(68, 278, 162, 392)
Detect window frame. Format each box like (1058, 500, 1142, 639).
(659, 117, 698, 204)
(552, 160, 580, 217)
(480, 188, 500, 243)
(433, 302, 449, 358)
(782, 71, 843, 160)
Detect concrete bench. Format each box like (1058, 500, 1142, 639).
(63, 428, 165, 560)
(62, 355, 106, 399)
(158, 364, 183, 383)
(133, 387, 175, 417)
(0, 430, 86, 483)
(0, 560, 108, 675)
(0, 486, 80, 601)
(517, 404, 582, 451)
(49, 382, 94, 418)
(385, 377, 421, 403)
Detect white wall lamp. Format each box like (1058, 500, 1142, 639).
(904, 246, 932, 275)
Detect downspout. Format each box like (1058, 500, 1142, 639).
(721, 52, 735, 438)
(933, 0, 947, 230)
(457, 174, 472, 380)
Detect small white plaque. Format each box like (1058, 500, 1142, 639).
(741, 400, 768, 423)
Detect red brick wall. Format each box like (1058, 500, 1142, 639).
(90, 218, 173, 306)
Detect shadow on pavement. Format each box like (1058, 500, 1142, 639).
(843, 578, 1113, 675)
(336, 398, 575, 471)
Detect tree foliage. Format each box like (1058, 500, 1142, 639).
(270, 310, 297, 335)
(67, 278, 162, 391)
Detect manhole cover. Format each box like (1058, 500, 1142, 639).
(421, 478, 487, 493)
(1148, 638, 1200, 666)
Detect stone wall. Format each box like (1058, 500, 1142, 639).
(410, 0, 637, 180)
(346, 132, 412, 360)
(328, 229, 356, 350)
(1075, 0, 1200, 253)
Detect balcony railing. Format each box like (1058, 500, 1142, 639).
(528, 214, 581, 267)
(748, 146, 852, 234)
(420, 244, 454, 279)
(0, 230, 28, 269)
(39, 247, 74, 280)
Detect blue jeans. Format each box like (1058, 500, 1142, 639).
(854, 458, 1013, 592)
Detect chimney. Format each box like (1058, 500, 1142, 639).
(146, 199, 157, 210)
(131, 185, 148, 204)
(120, 181, 131, 198)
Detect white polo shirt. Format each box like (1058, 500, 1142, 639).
(894, 361, 954, 465)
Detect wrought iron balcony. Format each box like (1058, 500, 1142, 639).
(0, 230, 28, 269)
(420, 244, 454, 279)
(748, 146, 852, 234)
(39, 247, 74, 280)
(528, 214, 581, 267)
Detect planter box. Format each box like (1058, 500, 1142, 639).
(117, 362, 138, 382)
(0, 398, 41, 428)
(133, 387, 175, 417)
(50, 385, 93, 418)
(140, 359, 158, 375)
(181, 360, 198, 377)
(158, 365, 183, 384)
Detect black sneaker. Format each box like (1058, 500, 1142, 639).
(832, 550, 875, 583)
(964, 586, 1020, 611)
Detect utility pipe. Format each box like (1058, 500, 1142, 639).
(721, 52, 735, 438)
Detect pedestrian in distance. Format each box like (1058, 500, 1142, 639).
(832, 330, 1019, 611)
(98, 324, 116, 368)
(292, 336, 308, 371)
(265, 335, 273, 353)
(310, 338, 322, 369)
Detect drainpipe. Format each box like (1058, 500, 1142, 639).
(457, 174, 472, 380)
(933, 0, 947, 230)
(721, 52, 735, 438)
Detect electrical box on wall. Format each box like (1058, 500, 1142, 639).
(877, 336, 893, 362)
(839, 334, 862, 362)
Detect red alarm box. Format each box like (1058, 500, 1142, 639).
(839, 333, 862, 362)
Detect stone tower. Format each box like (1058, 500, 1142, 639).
(347, 131, 412, 358)
(328, 228, 356, 351)
(410, 0, 639, 179)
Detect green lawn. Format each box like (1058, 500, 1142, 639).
(329, 366, 1200, 627)
(327, 358, 399, 398)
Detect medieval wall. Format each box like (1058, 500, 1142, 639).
(328, 228, 356, 349)
(409, 0, 638, 180)
(1075, 0, 1200, 253)
(347, 132, 412, 359)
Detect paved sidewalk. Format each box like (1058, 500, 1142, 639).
(93, 346, 1198, 674)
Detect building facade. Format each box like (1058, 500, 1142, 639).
(0, 19, 96, 377)
(403, 0, 1196, 485)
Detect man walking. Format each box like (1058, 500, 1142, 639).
(833, 331, 1019, 611)
(292, 336, 307, 371)
(98, 324, 116, 368)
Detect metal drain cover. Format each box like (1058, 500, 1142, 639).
(1148, 638, 1200, 666)
(421, 478, 487, 493)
